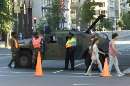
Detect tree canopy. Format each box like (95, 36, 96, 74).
(0, 0, 14, 33)
(122, 12, 130, 29)
(80, 1, 95, 27)
(45, 0, 62, 31)
(99, 18, 113, 30)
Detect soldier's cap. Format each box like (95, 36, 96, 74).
(69, 32, 74, 36)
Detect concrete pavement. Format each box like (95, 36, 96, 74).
(0, 53, 129, 86)
(0, 41, 5, 48)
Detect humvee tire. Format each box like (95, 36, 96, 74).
(15, 48, 33, 68)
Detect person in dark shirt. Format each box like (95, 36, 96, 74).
(8, 32, 19, 68)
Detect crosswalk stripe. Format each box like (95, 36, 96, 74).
(72, 83, 95, 86)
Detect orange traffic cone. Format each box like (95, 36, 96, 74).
(35, 51, 43, 77)
(101, 58, 111, 77)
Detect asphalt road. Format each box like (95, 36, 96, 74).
(0, 32, 130, 86)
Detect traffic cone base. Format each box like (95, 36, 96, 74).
(101, 58, 111, 77)
(35, 51, 43, 77)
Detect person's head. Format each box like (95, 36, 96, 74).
(90, 34, 96, 42)
(112, 33, 118, 40)
(92, 37, 99, 45)
(11, 32, 17, 38)
(69, 32, 74, 38)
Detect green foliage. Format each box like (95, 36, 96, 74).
(80, 0, 101, 28)
(100, 18, 113, 30)
(122, 12, 130, 29)
(117, 20, 124, 28)
(127, 0, 130, 3)
(36, 17, 46, 32)
(0, 0, 14, 33)
(45, 0, 61, 31)
(80, 1, 95, 26)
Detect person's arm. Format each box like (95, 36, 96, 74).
(112, 41, 118, 54)
(99, 50, 105, 55)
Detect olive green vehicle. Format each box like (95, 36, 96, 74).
(15, 15, 109, 68)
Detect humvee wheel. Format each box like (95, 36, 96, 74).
(15, 48, 32, 68)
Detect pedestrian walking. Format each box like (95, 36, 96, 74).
(8, 32, 19, 68)
(83, 35, 95, 73)
(109, 33, 124, 77)
(65, 33, 77, 71)
(85, 38, 105, 76)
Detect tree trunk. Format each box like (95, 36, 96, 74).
(5, 31, 11, 48)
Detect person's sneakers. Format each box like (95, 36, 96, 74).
(84, 73, 92, 76)
(117, 73, 125, 77)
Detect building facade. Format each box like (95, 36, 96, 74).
(94, 0, 108, 18)
(32, 0, 129, 30)
(120, 0, 130, 15)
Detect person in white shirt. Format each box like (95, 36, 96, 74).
(85, 38, 105, 76)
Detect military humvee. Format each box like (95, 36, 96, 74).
(15, 15, 109, 68)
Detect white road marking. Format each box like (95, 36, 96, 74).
(52, 62, 84, 74)
(0, 67, 8, 69)
(0, 70, 34, 74)
(72, 73, 99, 75)
(53, 70, 64, 74)
(121, 54, 130, 55)
(0, 74, 33, 77)
(0, 54, 11, 56)
(115, 41, 130, 44)
(0, 56, 11, 60)
(11, 71, 34, 74)
(0, 75, 10, 77)
(71, 75, 99, 78)
(72, 73, 85, 75)
(75, 63, 84, 67)
(72, 83, 95, 86)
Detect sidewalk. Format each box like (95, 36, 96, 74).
(0, 41, 5, 48)
(0, 41, 11, 49)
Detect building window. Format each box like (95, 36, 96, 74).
(99, 2, 105, 7)
(71, 10, 76, 14)
(71, 0, 76, 3)
(100, 10, 106, 15)
(95, 10, 100, 14)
